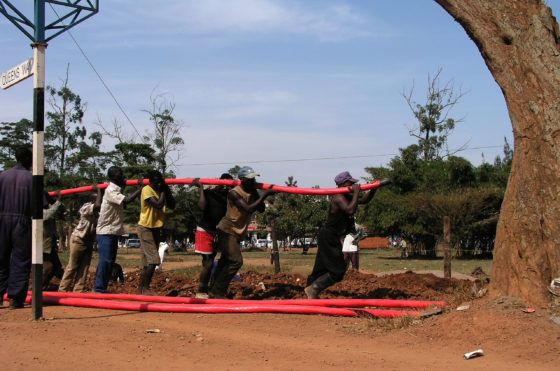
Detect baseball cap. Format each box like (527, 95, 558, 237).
(334, 171, 358, 186)
(238, 166, 260, 179)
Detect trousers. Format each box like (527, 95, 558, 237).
(307, 227, 346, 286)
(211, 230, 243, 295)
(0, 215, 31, 301)
(94, 234, 119, 293)
(59, 234, 94, 292)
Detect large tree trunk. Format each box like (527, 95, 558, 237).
(435, 0, 560, 306)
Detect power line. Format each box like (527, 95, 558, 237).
(176, 145, 504, 167)
(47, 4, 143, 139)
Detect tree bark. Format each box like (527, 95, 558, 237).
(434, 0, 560, 306)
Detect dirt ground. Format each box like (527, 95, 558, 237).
(1, 268, 559, 370)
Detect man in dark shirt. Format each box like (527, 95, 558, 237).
(193, 173, 233, 298)
(0, 147, 33, 309)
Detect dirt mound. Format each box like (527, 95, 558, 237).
(45, 268, 478, 306)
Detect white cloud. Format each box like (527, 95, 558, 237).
(90, 0, 381, 45)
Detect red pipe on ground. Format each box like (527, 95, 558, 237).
(21, 295, 419, 317)
(37, 291, 446, 308)
(49, 178, 389, 197)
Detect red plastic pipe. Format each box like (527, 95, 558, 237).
(21, 295, 419, 317)
(38, 291, 445, 308)
(48, 178, 389, 197)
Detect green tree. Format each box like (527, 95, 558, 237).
(142, 91, 185, 176)
(0, 118, 33, 168)
(45, 66, 87, 178)
(163, 186, 198, 243)
(259, 177, 328, 250)
(362, 150, 507, 257)
(228, 165, 241, 178)
(42, 69, 107, 251)
(107, 142, 157, 224)
(402, 68, 466, 162)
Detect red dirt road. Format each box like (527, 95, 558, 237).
(1, 270, 558, 370)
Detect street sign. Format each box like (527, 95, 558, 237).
(0, 57, 34, 90)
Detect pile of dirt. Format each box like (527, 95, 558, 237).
(46, 268, 479, 306)
(484, 295, 529, 312)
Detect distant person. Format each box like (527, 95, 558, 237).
(305, 172, 389, 299)
(210, 166, 275, 299)
(59, 185, 102, 292)
(42, 191, 65, 290)
(93, 166, 142, 293)
(0, 147, 32, 309)
(342, 224, 366, 271)
(193, 173, 234, 299)
(400, 238, 408, 258)
(136, 170, 175, 295)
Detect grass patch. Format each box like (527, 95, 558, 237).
(58, 248, 492, 278)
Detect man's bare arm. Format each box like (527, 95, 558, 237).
(229, 186, 275, 213)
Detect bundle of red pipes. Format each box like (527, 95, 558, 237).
(7, 292, 446, 318)
(48, 178, 390, 197)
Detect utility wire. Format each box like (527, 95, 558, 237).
(176, 145, 504, 167)
(47, 4, 143, 138)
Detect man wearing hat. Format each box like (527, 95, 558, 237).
(305, 171, 386, 299)
(193, 172, 234, 298)
(210, 166, 275, 298)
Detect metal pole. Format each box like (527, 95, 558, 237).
(270, 220, 280, 274)
(31, 0, 46, 321)
(443, 216, 451, 279)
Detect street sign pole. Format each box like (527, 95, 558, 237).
(0, 0, 98, 320)
(30, 0, 46, 319)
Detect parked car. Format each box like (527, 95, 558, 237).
(127, 238, 141, 248)
(304, 237, 317, 247)
(256, 239, 271, 248)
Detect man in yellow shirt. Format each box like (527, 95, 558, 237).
(137, 170, 175, 295)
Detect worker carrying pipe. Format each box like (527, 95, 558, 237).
(305, 171, 390, 299)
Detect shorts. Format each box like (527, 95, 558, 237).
(138, 225, 161, 266)
(195, 228, 215, 255)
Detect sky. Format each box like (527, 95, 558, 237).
(2, 0, 559, 188)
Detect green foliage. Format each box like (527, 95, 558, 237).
(142, 92, 185, 176)
(110, 142, 156, 178)
(257, 176, 329, 243)
(228, 165, 241, 178)
(403, 68, 465, 162)
(0, 118, 33, 169)
(45, 79, 85, 177)
(361, 141, 512, 256)
(163, 186, 199, 241)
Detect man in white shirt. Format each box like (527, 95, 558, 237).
(342, 224, 366, 271)
(93, 166, 141, 293)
